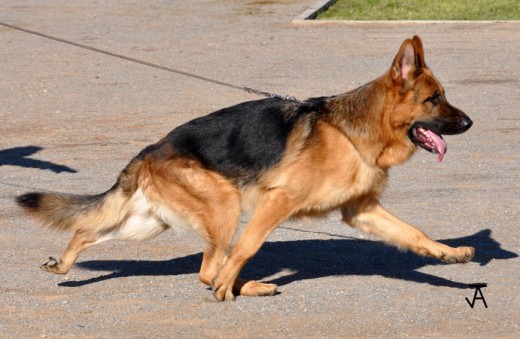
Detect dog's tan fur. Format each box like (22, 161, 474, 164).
(17, 36, 474, 301)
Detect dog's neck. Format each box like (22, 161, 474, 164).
(323, 78, 416, 169)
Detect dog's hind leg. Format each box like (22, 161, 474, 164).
(198, 208, 279, 298)
(199, 221, 278, 298)
(197, 199, 241, 288)
(188, 185, 277, 298)
(41, 230, 99, 274)
(341, 199, 475, 263)
(212, 188, 296, 301)
(143, 158, 278, 298)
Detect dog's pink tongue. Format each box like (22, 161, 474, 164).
(428, 130, 447, 162)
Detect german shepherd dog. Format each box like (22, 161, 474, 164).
(17, 36, 474, 301)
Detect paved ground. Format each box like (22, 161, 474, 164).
(1, 1, 519, 337)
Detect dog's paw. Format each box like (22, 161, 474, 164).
(456, 246, 475, 263)
(441, 246, 475, 264)
(212, 276, 236, 302)
(40, 257, 66, 274)
(238, 280, 278, 297)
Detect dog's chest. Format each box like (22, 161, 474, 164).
(280, 123, 387, 212)
(307, 157, 386, 211)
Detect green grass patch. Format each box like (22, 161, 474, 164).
(317, 0, 520, 20)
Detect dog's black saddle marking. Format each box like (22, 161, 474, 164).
(163, 97, 324, 184)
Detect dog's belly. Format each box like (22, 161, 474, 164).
(109, 189, 169, 241)
(116, 213, 167, 241)
(98, 189, 172, 242)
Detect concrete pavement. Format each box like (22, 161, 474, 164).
(1, 1, 519, 337)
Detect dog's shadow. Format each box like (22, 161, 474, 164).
(63, 229, 516, 289)
(0, 146, 76, 173)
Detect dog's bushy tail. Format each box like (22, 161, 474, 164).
(16, 160, 142, 233)
(16, 189, 125, 232)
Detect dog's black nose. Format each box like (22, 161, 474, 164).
(460, 116, 473, 132)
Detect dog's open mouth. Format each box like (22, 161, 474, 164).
(410, 126, 447, 162)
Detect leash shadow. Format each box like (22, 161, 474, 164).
(63, 229, 516, 289)
(0, 146, 77, 173)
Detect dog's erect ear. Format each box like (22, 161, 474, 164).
(412, 35, 427, 70)
(391, 35, 427, 83)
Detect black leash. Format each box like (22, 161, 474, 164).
(0, 21, 297, 100)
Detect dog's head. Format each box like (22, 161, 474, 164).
(388, 36, 472, 162)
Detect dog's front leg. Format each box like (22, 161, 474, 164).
(341, 198, 474, 263)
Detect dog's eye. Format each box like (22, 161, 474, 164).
(425, 93, 441, 105)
